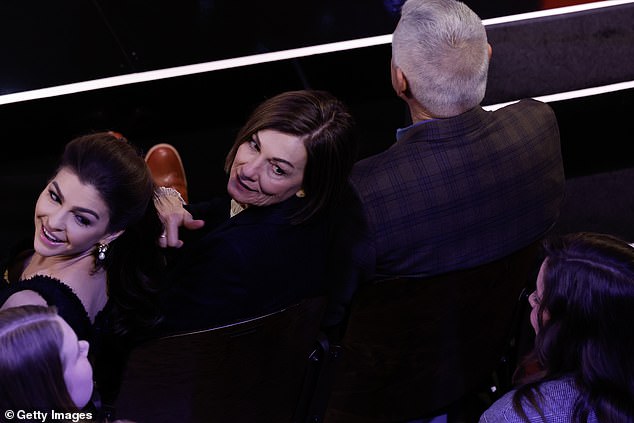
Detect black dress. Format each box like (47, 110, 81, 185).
(0, 244, 118, 408)
(0, 239, 108, 342)
(0, 274, 95, 341)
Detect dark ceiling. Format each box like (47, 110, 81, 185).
(1, 0, 540, 96)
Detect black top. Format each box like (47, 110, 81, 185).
(0, 274, 94, 341)
(0, 243, 119, 399)
(0, 241, 107, 342)
(155, 192, 366, 337)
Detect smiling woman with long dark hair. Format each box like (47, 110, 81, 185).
(0, 132, 167, 406)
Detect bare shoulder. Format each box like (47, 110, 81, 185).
(1, 290, 47, 309)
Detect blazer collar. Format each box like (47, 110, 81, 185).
(396, 106, 488, 145)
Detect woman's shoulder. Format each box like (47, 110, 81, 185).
(1, 274, 93, 340)
(479, 377, 596, 423)
(1, 237, 34, 282)
(3, 274, 76, 298)
(479, 388, 519, 422)
(186, 196, 231, 223)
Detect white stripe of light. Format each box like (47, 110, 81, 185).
(1, 0, 632, 106)
(483, 80, 634, 110)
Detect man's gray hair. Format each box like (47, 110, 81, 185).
(392, 0, 489, 117)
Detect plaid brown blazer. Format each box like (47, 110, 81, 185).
(350, 99, 565, 279)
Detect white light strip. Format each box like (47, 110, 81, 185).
(483, 80, 634, 110)
(1, 0, 633, 106)
(483, 0, 634, 26)
(0, 34, 392, 106)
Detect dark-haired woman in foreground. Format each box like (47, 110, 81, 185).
(480, 232, 634, 422)
(0, 305, 93, 413)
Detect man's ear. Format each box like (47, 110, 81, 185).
(487, 43, 492, 59)
(391, 63, 410, 99)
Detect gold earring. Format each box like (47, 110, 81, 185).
(97, 243, 109, 262)
(296, 189, 306, 198)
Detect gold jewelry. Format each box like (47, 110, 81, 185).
(296, 189, 306, 198)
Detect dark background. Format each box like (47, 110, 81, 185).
(1, 0, 632, 259)
(0, 0, 545, 96)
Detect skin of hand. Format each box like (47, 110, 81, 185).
(155, 194, 205, 248)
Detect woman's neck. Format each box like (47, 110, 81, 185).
(24, 250, 94, 277)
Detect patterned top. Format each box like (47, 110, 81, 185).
(480, 377, 598, 422)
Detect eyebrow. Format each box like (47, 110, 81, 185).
(252, 133, 297, 169)
(51, 181, 101, 220)
(271, 157, 296, 169)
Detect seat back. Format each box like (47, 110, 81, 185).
(324, 242, 541, 422)
(114, 296, 328, 423)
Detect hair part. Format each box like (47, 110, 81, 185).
(59, 132, 154, 234)
(0, 305, 79, 411)
(392, 0, 489, 117)
(513, 232, 634, 422)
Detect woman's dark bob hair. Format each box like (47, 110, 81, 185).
(224, 90, 357, 224)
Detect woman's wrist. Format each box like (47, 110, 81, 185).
(155, 186, 186, 205)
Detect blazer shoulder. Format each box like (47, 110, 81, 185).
(513, 98, 556, 116)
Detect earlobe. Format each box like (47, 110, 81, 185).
(296, 189, 306, 198)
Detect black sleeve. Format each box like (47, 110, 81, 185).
(322, 184, 375, 340)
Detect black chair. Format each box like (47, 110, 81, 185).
(324, 241, 542, 423)
(114, 296, 329, 423)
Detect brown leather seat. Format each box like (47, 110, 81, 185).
(114, 296, 329, 423)
(324, 242, 541, 423)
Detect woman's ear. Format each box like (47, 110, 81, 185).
(100, 229, 125, 245)
(296, 189, 306, 198)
